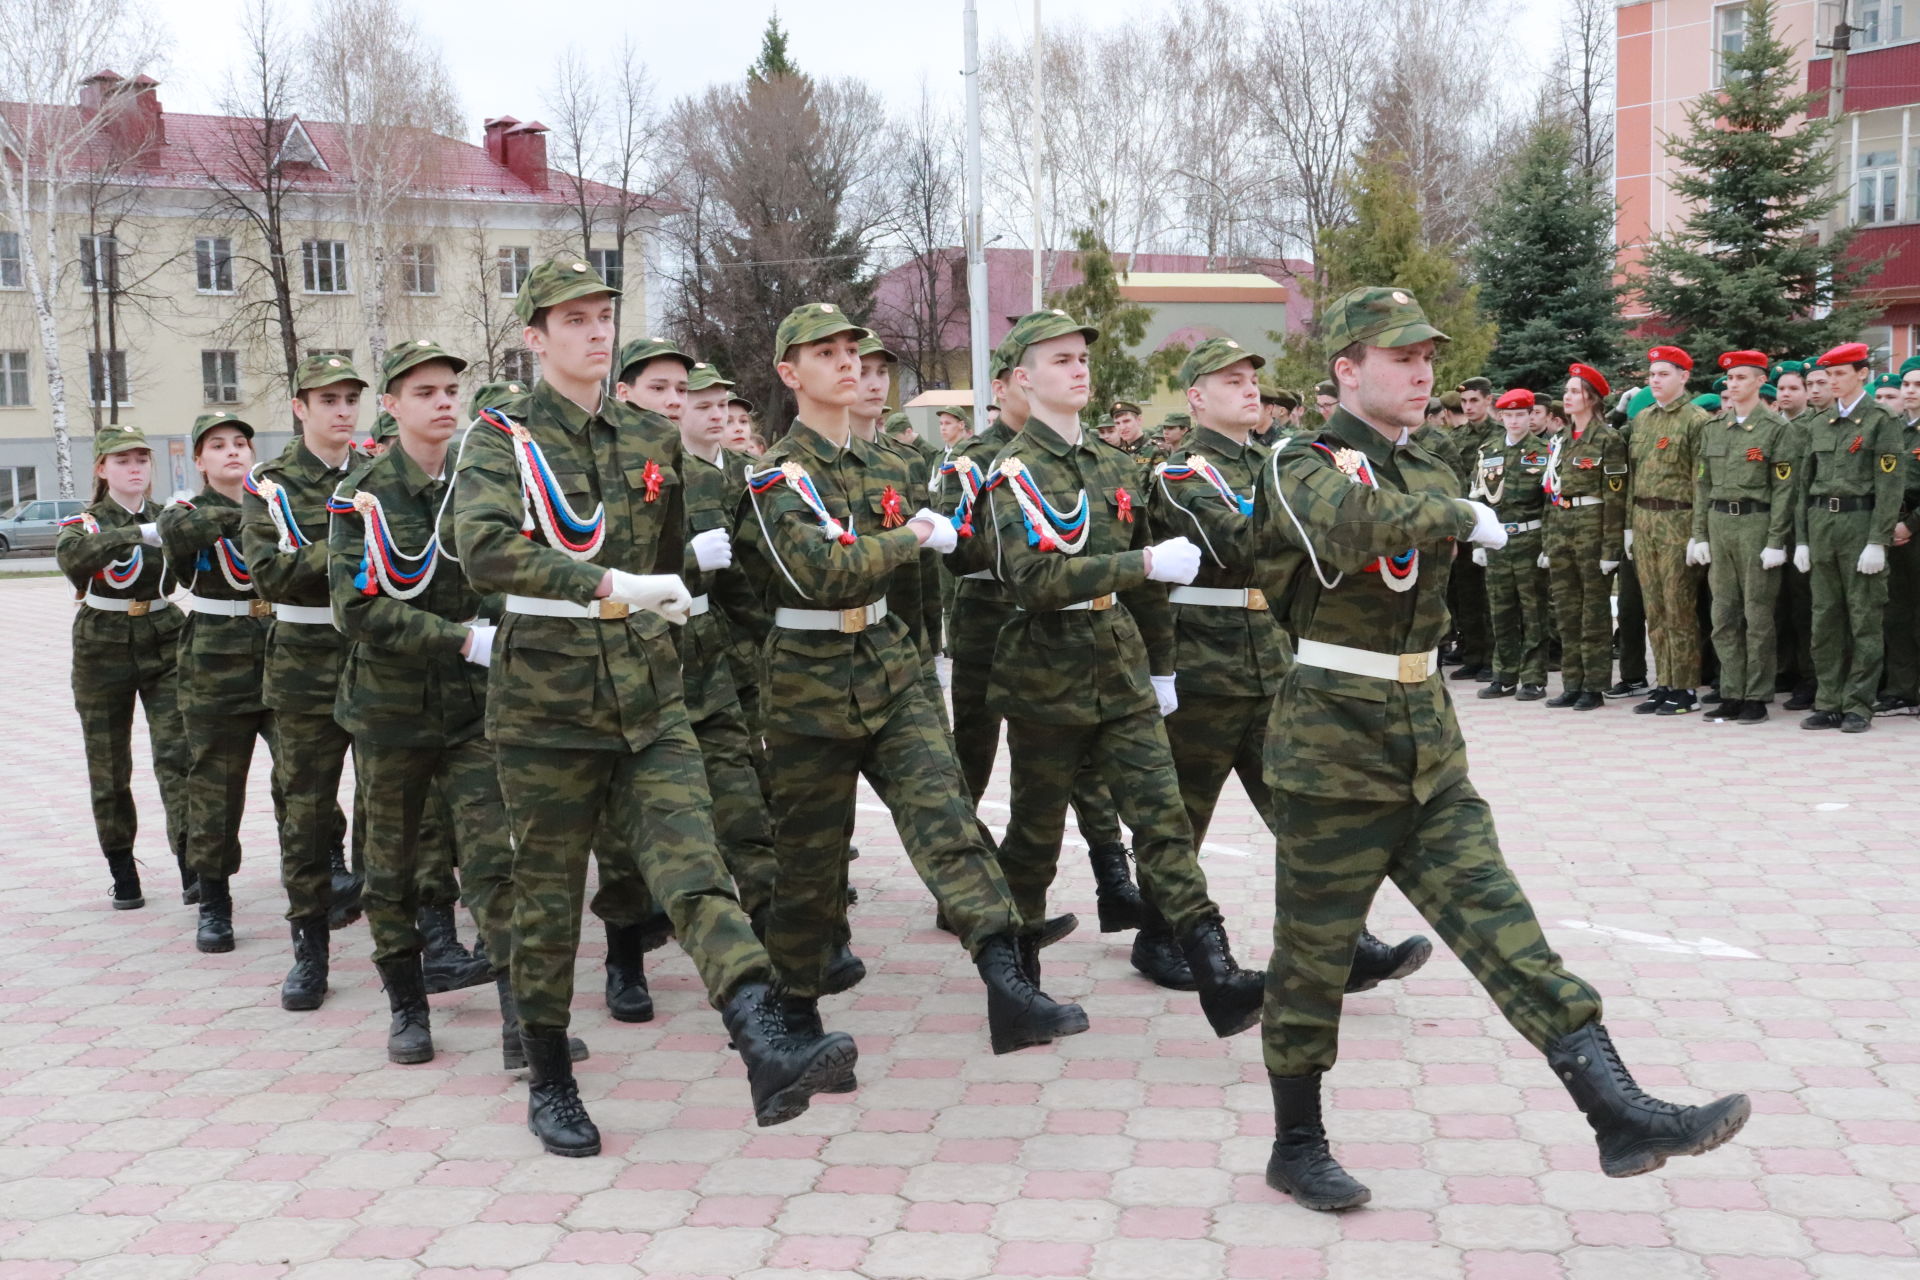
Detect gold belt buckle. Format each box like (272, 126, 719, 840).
(127, 599, 151, 617)
(1244, 588, 1268, 612)
(596, 600, 631, 621)
(249, 599, 272, 617)
(839, 606, 870, 633)
(1397, 651, 1431, 682)
(1088, 594, 1115, 612)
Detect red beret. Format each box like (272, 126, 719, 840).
(1568, 363, 1611, 397)
(1717, 350, 1768, 371)
(1646, 345, 1693, 372)
(1817, 341, 1871, 367)
(1494, 388, 1536, 410)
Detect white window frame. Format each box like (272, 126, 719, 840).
(302, 239, 351, 294)
(0, 232, 21, 290)
(79, 233, 119, 293)
(195, 236, 234, 294)
(201, 349, 241, 404)
(1858, 149, 1901, 225)
(589, 247, 623, 292)
(1713, 4, 1747, 86)
(399, 242, 438, 296)
(88, 349, 130, 408)
(501, 348, 536, 383)
(0, 350, 29, 406)
(497, 246, 530, 297)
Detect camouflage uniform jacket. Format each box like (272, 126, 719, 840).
(935, 421, 1021, 662)
(984, 414, 1170, 726)
(328, 444, 497, 748)
(713, 447, 773, 694)
(1792, 393, 1905, 547)
(1148, 425, 1292, 698)
(1542, 418, 1628, 559)
(870, 429, 938, 662)
(450, 380, 689, 753)
(1472, 431, 1552, 526)
(1624, 398, 1708, 508)
(1689, 405, 1797, 550)
(159, 487, 269, 715)
(1901, 418, 1920, 521)
(56, 494, 184, 647)
(731, 419, 926, 739)
(680, 445, 754, 723)
(241, 437, 354, 715)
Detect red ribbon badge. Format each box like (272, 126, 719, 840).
(1656, 436, 1670, 450)
(642, 459, 663, 502)
(880, 485, 904, 528)
(1849, 435, 1864, 454)
(1575, 457, 1598, 469)
(1745, 446, 1766, 462)
(1115, 486, 1134, 523)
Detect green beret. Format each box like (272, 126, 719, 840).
(616, 335, 694, 383)
(1710, 374, 1728, 394)
(686, 361, 734, 393)
(1692, 393, 1722, 412)
(1874, 371, 1903, 390)
(1178, 336, 1266, 388)
(371, 411, 398, 442)
(468, 380, 530, 418)
(1623, 386, 1656, 419)
(857, 333, 899, 364)
(774, 302, 866, 356)
(92, 425, 151, 457)
(514, 255, 619, 325)
(1773, 360, 1809, 379)
(191, 411, 254, 448)
(1760, 383, 1778, 401)
(999, 309, 1100, 370)
(1321, 285, 1448, 353)
(1456, 377, 1494, 394)
(1900, 356, 1920, 377)
(380, 338, 467, 392)
(295, 352, 368, 391)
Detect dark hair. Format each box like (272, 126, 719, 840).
(526, 307, 550, 334)
(1326, 342, 1366, 386)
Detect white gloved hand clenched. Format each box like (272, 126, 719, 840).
(139, 522, 161, 547)
(1472, 547, 1489, 568)
(1536, 552, 1550, 570)
(909, 508, 958, 555)
(1858, 542, 1888, 575)
(1599, 559, 1620, 575)
(605, 569, 693, 623)
(1458, 500, 1508, 550)
(1623, 528, 1635, 560)
(1685, 539, 1711, 567)
(464, 623, 496, 668)
(1145, 536, 1201, 584)
(1150, 674, 1179, 717)
(690, 527, 732, 572)
(1794, 544, 1812, 574)
(1760, 546, 1787, 570)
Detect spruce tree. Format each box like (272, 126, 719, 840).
(1635, 0, 1877, 374)
(1473, 121, 1624, 392)
(1046, 227, 1181, 412)
(750, 11, 797, 82)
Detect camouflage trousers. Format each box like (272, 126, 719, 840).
(764, 680, 1018, 998)
(495, 731, 768, 1037)
(1808, 509, 1891, 718)
(358, 736, 513, 967)
(1165, 691, 1274, 851)
(1002, 709, 1220, 936)
(1447, 551, 1492, 670)
(182, 707, 281, 880)
(354, 756, 458, 908)
(1484, 529, 1551, 685)
(1705, 509, 1784, 703)
(1882, 534, 1920, 701)
(71, 633, 189, 862)
(1262, 780, 1603, 1076)
(271, 708, 352, 922)
(1544, 506, 1614, 695)
(1633, 505, 1703, 690)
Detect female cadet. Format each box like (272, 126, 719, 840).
(1541, 364, 1628, 709)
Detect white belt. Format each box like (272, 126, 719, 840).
(189, 595, 271, 618)
(962, 570, 997, 580)
(1294, 637, 1438, 684)
(83, 591, 169, 616)
(774, 600, 889, 633)
(504, 594, 634, 620)
(1169, 585, 1269, 611)
(1502, 519, 1542, 534)
(688, 594, 710, 617)
(272, 603, 332, 625)
(1559, 496, 1602, 509)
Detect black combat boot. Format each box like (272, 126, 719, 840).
(1179, 916, 1264, 1037)
(175, 851, 200, 906)
(196, 876, 234, 953)
(1546, 1022, 1751, 1177)
(637, 909, 673, 953)
(376, 956, 434, 1065)
(105, 851, 144, 910)
(1346, 929, 1434, 993)
(522, 1027, 600, 1157)
(1037, 913, 1078, 947)
(281, 916, 330, 1011)
(1016, 934, 1042, 986)
(975, 933, 1090, 1054)
(1129, 928, 1196, 990)
(1570, 691, 1604, 710)
(418, 904, 491, 994)
(778, 994, 856, 1093)
(1544, 688, 1580, 708)
(1265, 1072, 1372, 1211)
(721, 981, 858, 1126)
(603, 922, 654, 1023)
(327, 843, 363, 930)
(821, 944, 867, 996)
(496, 972, 587, 1071)
(1086, 842, 1146, 932)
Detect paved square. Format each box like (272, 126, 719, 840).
(3, 574, 1917, 1279)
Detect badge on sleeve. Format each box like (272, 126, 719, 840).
(1881, 453, 1899, 473)
(1774, 461, 1792, 481)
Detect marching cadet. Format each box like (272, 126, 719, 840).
(982, 308, 1265, 1039)
(937, 406, 973, 450)
(452, 259, 856, 1156)
(730, 300, 1087, 1058)
(1446, 377, 1497, 682)
(1772, 362, 1820, 708)
(1690, 351, 1797, 725)
(1794, 342, 1906, 732)
(242, 356, 371, 1010)
(1624, 346, 1710, 717)
(1540, 364, 1627, 709)
(57, 426, 188, 912)
(1471, 389, 1553, 701)
(1148, 337, 1431, 993)
(1249, 286, 1749, 1212)
(1879, 358, 1920, 714)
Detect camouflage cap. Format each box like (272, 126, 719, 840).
(727, 391, 756, 412)
(883, 411, 914, 435)
(93, 425, 151, 457)
(774, 301, 867, 357)
(857, 333, 899, 363)
(936, 406, 973, 427)
(1321, 285, 1449, 352)
(468, 380, 530, 418)
(514, 255, 620, 325)
(1000, 309, 1100, 369)
(1269, 387, 1301, 410)
(1095, 416, 1118, 431)
(295, 352, 368, 391)
(1160, 411, 1192, 430)
(190, 411, 254, 448)
(1439, 390, 1463, 411)
(616, 335, 694, 383)
(1178, 336, 1266, 388)
(380, 338, 468, 392)
(370, 411, 398, 442)
(686, 361, 734, 393)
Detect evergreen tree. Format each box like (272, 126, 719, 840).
(1636, 0, 1877, 374)
(1046, 226, 1182, 412)
(1473, 120, 1624, 392)
(750, 11, 796, 82)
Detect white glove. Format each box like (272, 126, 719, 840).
(1599, 559, 1620, 575)
(139, 522, 161, 547)
(1793, 544, 1811, 574)
(1458, 500, 1508, 550)
(690, 527, 732, 572)
(1858, 542, 1888, 575)
(1685, 539, 1711, 567)
(910, 508, 957, 555)
(1536, 552, 1550, 570)
(1150, 674, 1179, 717)
(605, 569, 693, 624)
(464, 623, 496, 668)
(1472, 547, 1488, 567)
(1760, 547, 1787, 570)
(1623, 528, 1635, 560)
(1145, 536, 1201, 584)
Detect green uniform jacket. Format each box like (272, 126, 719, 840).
(1471, 431, 1552, 526)
(934, 422, 1020, 661)
(450, 381, 689, 753)
(731, 420, 925, 740)
(241, 438, 354, 714)
(715, 447, 773, 686)
(1793, 393, 1906, 547)
(679, 447, 754, 723)
(1690, 405, 1797, 550)
(1624, 398, 1708, 512)
(1542, 419, 1628, 560)
(1148, 426, 1292, 698)
(871, 430, 938, 662)
(984, 415, 1169, 726)
(56, 495, 184, 645)
(328, 444, 498, 749)
(159, 487, 269, 715)
(1900, 419, 1920, 521)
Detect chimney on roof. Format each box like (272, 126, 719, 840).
(501, 120, 550, 192)
(482, 115, 519, 167)
(78, 69, 166, 167)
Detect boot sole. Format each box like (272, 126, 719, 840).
(1036, 914, 1079, 948)
(196, 935, 234, 954)
(388, 1044, 435, 1065)
(1265, 1167, 1373, 1212)
(821, 960, 867, 996)
(113, 897, 145, 910)
(423, 963, 495, 995)
(754, 1034, 859, 1127)
(1097, 900, 1145, 933)
(1204, 1003, 1261, 1038)
(528, 1118, 600, 1158)
(606, 1001, 655, 1023)
(1345, 936, 1435, 994)
(281, 988, 327, 1012)
(1132, 962, 1198, 992)
(1601, 1094, 1753, 1177)
(990, 1003, 1090, 1055)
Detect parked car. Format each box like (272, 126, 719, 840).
(0, 498, 87, 554)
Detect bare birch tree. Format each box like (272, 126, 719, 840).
(869, 86, 965, 391)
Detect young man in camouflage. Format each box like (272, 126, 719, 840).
(1540, 364, 1627, 709)
(242, 355, 372, 1010)
(1471, 389, 1553, 701)
(1876, 357, 1920, 714)
(1445, 377, 1497, 682)
(985, 309, 1265, 1039)
(1624, 346, 1711, 717)
(451, 258, 855, 1157)
(1251, 285, 1749, 1212)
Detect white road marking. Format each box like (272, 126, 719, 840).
(1557, 919, 1761, 960)
(1814, 802, 1850, 812)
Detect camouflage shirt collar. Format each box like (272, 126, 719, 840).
(530, 378, 606, 436)
(787, 418, 883, 468)
(194, 485, 240, 509)
(1018, 413, 1083, 459)
(1321, 405, 1402, 470)
(293, 437, 354, 477)
(1191, 425, 1252, 461)
(388, 442, 446, 495)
